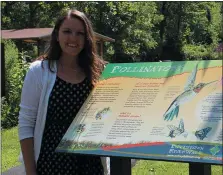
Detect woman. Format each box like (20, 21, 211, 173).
(18, 9, 109, 175)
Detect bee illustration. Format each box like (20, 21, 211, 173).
(76, 124, 86, 134)
(167, 119, 185, 138)
(95, 107, 111, 120)
(195, 127, 212, 140)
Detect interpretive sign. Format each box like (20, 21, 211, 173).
(56, 60, 222, 165)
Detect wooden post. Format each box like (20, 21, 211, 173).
(189, 163, 211, 175)
(110, 157, 131, 175)
(37, 39, 40, 56)
(1, 43, 5, 97)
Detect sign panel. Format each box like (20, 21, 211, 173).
(56, 60, 222, 164)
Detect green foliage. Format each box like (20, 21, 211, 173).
(182, 2, 221, 46)
(1, 1, 76, 28)
(103, 42, 115, 62)
(1, 40, 29, 129)
(155, 2, 222, 61)
(1, 2, 222, 61)
(73, 2, 163, 61)
(182, 44, 209, 60)
(132, 160, 222, 175)
(124, 2, 163, 55)
(182, 43, 221, 60)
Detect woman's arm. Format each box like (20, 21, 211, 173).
(18, 62, 42, 174)
(20, 138, 37, 175)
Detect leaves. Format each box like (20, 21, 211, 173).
(1, 2, 222, 62)
(1, 40, 29, 129)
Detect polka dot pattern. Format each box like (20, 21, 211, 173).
(37, 76, 103, 175)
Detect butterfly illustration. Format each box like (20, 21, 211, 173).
(167, 119, 186, 138)
(195, 127, 212, 140)
(76, 124, 86, 134)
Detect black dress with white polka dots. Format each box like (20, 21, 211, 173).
(37, 76, 104, 175)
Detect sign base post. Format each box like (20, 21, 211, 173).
(189, 163, 211, 175)
(110, 157, 131, 175)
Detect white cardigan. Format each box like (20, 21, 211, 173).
(18, 60, 110, 174)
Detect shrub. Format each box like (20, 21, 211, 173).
(181, 44, 222, 60)
(1, 40, 29, 129)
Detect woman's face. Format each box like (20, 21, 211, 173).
(58, 17, 85, 58)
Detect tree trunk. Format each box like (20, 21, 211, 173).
(177, 2, 182, 43)
(160, 2, 167, 42)
(28, 2, 39, 28)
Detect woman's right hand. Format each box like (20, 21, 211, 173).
(26, 170, 38, 175)
(20, 138, 37, 175)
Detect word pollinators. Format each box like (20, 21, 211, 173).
(110, 65, 184, 74)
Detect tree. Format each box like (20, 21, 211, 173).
(156, 2, 222, 60)
(1, 1, 222, 61)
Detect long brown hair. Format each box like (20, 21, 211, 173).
(39, 9, 106, 85)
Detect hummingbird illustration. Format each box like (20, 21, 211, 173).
(163, 64, 217, 121)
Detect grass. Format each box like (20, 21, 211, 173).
(132, 160, 188, 175)
(132, 160, 222, 175)
(1, 127, 222, 174)
(1, 126, 21, 173)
